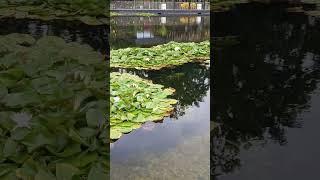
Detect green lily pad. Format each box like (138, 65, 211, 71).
(111, 41, 210, 70)
(0, 34, 108, 179)
(0, 2, 108, 25)
(110, 72, 178, 140)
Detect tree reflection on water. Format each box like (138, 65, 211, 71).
(212, 4, 320, 179)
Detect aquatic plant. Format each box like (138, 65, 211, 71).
(133, 12, 157, 17)
(0, 0, 108, 25)
(110, 72, 178, 140)
(0, 34, 108, 179)
(111, 41, 210, 70)
(110, 12, 157, 17)
(110, 12, 122, 17)
(211, 0, 248, 12)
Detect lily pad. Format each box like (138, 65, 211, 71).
(110, 72, 178, 140)
(0, 34, 108, 179)
(0, 1, 108, 25)
(111, 41, 210, 70)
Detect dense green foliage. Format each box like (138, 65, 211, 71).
(1, 0, 107, 15)
(211, 0, 248, 12)
(0, 34, 108, 179)
(110, 72, 177, 140)
(111, 41, 210, 70)
(0, 0, 108, 25)
(110, 12, 157, 17)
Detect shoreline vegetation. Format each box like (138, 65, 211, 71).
(0, 0, 108, 25)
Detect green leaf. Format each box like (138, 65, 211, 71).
(3, 91, 40, 107)
(79, 128, 97, 138)
(3, 139, 17, 157)
(56, 163, 79, 180)
(10, 128, 30, 141)
(88, 163, 108, 180)
(0, 86, 8, 99)
(35, 169, 56, 180)
(86, 109, 105, 128)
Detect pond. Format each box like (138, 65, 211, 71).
(110, 16, 210, 179)
(0, 18, 108, 54)
(110, 16, 210, 49)
(213, 3, 320, 180)
(0, 18, 108, 179)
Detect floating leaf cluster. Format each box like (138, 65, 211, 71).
(0, 34, 108, 179)
(110, 72, 178, 140)
(110, 12, 156, 17)
(211, 0, 248, 12)
(111, 41, 210, 70)
(0, 0, 108, 25)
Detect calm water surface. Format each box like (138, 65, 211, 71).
(0, 16, 210, 179)
(213, 3, 320, 180)
(0, 18, 108, 54)
(110, 16, 210, 179)
(110, 16, 210, 49)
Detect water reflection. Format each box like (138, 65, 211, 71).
(110, 15, 210, 179)
(0, 18, 108, 54)
(111, 63, 210, 179)
(115, 63, 210, 118)
(213, 4, 320, 179)
(110, 16, 210, 49)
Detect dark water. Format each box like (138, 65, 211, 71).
(213, 3, 320, 180)
(0, 18, 108, 54)
(110, 16, 210, 49)
(110, 16, 210, 179)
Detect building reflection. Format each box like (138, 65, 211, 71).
(110, 16, 210, 48)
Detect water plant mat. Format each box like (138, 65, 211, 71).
(0, 0, 108, 25)
(0, 33, 108, 179)
(111, 41, 210, 70)
(110, 72, 178, 140)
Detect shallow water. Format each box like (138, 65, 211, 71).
(213, 3, 320, 180)
(110, 16, 210, 179)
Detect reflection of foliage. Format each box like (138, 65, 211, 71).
(212, 5, 320, 178)
(158, 25, 168, 36)
(110, 72, 177, 140)
(213, 36, 239, 49)
(115, 63, 210, 118)
(0, 34, 108, 179)
(110, 16, 210, 49)
(211, 124, 241, 178)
